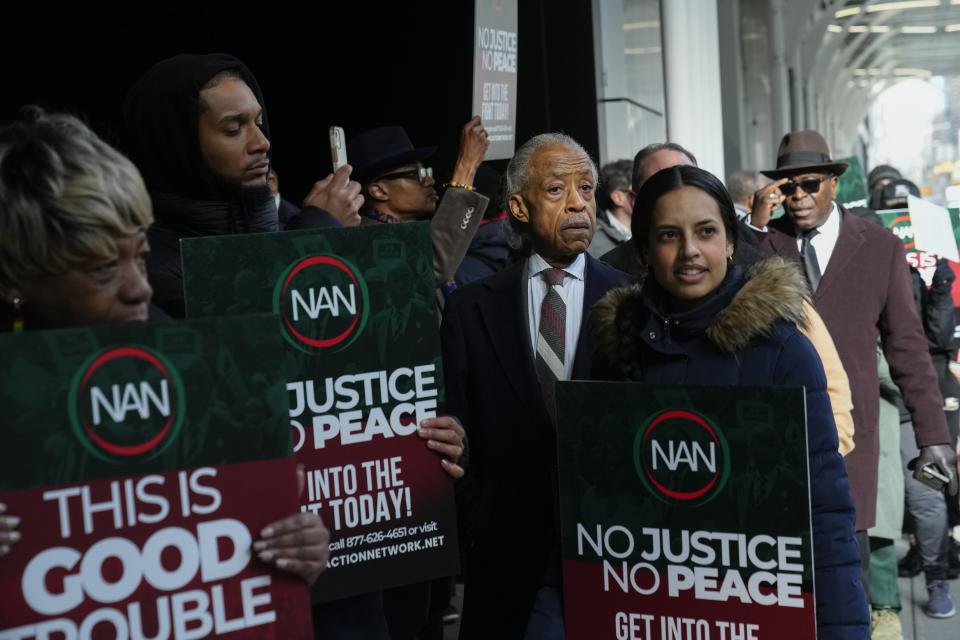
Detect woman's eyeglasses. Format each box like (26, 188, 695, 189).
(376, 166, 433, 184)
(780, 176, 830, 197)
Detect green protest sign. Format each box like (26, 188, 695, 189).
(182, 223, 458, 602)
(557, 382, 814, 639)
(836, 155, 869, 209)
(0, 316, 312, 639)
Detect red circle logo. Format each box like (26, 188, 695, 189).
(634, 409, 731, 504)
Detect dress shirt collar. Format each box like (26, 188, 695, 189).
(818, 201, 841, 240)
(527, 252, 586, 282)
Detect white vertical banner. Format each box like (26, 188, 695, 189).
(909, 195, 960, 263)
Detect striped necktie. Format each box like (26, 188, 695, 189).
(536, 268, 567, 421)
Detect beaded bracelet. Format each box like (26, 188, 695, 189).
(443, 181, 474, 191)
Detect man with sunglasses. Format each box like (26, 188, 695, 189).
(345, 119, 490, 307)
(757, 130, 957, 612)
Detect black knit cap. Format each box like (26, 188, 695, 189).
(867, 164, 902, 190)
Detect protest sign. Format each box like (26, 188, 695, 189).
(835, 155, 868, 209)
(182, 223, 458, 602)
(877, 207, 960, 306)
(908, 195, 960, 263)
(557, 382, 814, 639)
(0, 316, 311, 639)
(472, 0, 518, 160)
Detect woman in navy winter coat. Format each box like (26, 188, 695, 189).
(591, 165, 869, 639)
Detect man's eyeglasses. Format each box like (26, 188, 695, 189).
(376, 166, 433, 184)
(780, 176, 830, 197)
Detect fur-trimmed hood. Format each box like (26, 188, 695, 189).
(593, 257, 810, 367)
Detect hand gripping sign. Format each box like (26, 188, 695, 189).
(0, 316, 312, 639)
(556, 382, 816, 640)
(182, 223, 459, 602)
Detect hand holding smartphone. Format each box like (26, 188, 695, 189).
(909, 444, 958, 495)
(919, 462, 951, 492)
(330, 126, 347, 172)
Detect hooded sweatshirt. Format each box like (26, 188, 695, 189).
(122, 53, 278, 318)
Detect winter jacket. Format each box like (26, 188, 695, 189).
(895, 263, 957, 423)
(912, 260, 955, 355)
(591, 257, 869, 640)
(454, 215, 516, 286)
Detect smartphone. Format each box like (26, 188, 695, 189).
(919, 463, 950, 492)
(330, 126, 347, 172)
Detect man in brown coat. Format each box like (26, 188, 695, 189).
(754, 130, 957, 580)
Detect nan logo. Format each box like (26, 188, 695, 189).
(274, 255, 370, 354)
(889, 214, 914, 250)
(68, 346, 185, 463)
(634, 409, 730, 505)
(90, 379, 170, 426)
(290, 285, 357, 321)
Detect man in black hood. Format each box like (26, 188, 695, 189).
(122, 53, 361, 317)
(123, 55, 387, 638)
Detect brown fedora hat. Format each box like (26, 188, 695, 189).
(761, 130, 848, 179)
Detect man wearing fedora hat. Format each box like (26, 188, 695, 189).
(344, 117, 490, 303)
(756, 129, 956, 610)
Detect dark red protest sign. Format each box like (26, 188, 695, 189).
(0, 459, 309, 639)
(0, 317, 312, 639)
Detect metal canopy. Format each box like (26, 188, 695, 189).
(773, 0, 960, 152)
(831, 0, 960, 78)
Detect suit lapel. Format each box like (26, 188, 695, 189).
(477, 262, 552, 426)
(766, 219, 802, 261)
(571, 256, 615, 379)
(814, 208, 864, 299)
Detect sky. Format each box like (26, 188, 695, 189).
(868, 77, 947, 186)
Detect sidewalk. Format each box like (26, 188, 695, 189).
(901, 572, 960, 639)
(899, 539, 960, 640)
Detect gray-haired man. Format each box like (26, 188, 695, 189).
(441, 133, 632, 638)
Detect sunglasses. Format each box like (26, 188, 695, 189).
(376, 166, 433, 185)
(780, 176, 830, 197)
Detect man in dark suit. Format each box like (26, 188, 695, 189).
(441, 133, 631, 639)
(754, 129, 957, 598)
